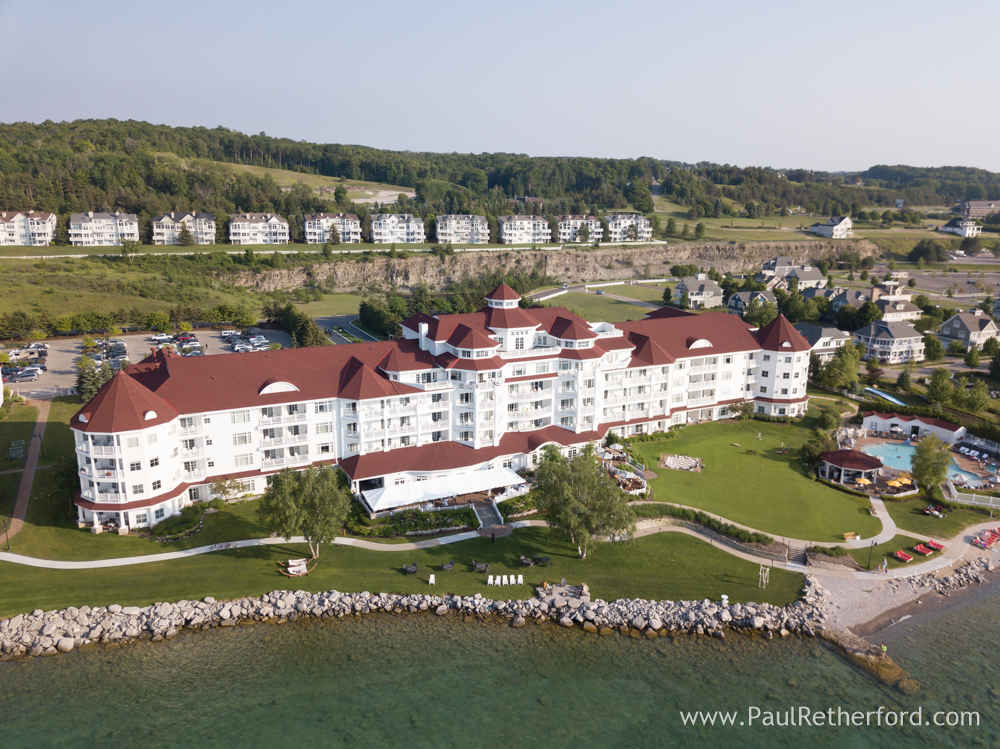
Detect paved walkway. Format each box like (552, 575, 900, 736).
(0, 399, 50, 546)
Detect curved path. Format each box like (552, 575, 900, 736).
(0, 517, 988, 582)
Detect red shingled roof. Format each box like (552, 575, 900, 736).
(643, 306, 696, 320)
(446, 324, 499, 350)
(861, 411, 962, 432)
(820, 449, 882, 470)
(615, 313, 760, 360)
(549, 316, 598, 340)
(485, 282, 521, 301)
(754, 314, 812, 353)
(484, 305, 538, 330)
(73, 371, 179, 433)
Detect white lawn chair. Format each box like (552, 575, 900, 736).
(517, 574, 524, 585)
(428, 574, 435, 586)
(487, 575, 494, 586)
(502, 575, 509, 586)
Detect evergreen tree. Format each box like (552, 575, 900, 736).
(896, 362, 912, 391)
(665, 218, 677, 237)
(178, 223, 195, 246)
(329, 224, 341, 244)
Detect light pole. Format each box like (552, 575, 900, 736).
(35, 432, 44, 459)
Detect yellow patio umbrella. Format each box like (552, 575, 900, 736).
(856, 478, 872, 485)
(887, 480, 902, 487)
(898, 477, 912, 485)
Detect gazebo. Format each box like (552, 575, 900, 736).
(819, 449, 882, 486)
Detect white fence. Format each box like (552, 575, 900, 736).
(944, 480, 1000, 509)
(534, 290, 568, 302)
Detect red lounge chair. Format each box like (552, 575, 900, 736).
(913, 544, 933, 556)
(926, 540, 944, 551)
(894, 550, 914, 563)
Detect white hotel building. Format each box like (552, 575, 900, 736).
(498, 215, 550, 244)
(605, 213, 653, 242)
(152, 212, 217, 245)
(70, 284, 810, 529)
(556, 215, 603, 243)
(0, 210, 57, 246)
(69, 211, 140, 247)
(435, 214, 489, 244)
(304, 213, 362, 244)
(371, 214, 425, 244)
(229, 213, 289, 245)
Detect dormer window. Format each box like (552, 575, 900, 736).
(462, 349, 472, 358)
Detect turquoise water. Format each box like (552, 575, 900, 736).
(1, 601, 998, 748)
(862, 442, 983, 485)
(865, 387, 908, 406)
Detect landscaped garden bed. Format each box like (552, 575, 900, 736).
(345, 505, 477, 538)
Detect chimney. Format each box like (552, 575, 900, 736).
(871, 286, 882, 301)
(88, 211, 93, 218)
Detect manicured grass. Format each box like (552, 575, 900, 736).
(0, 527, 803, 618)
(555, 293, 650, 323)
(612, 283, 669, 303)
(630, 416, 883, 542)
(882, 498, 991, 540)
(289, 293, 363, 317)
(40, 397, 79, 465)
(0, 472, 22, 530)
(847, 537, 942, 570)
(0, 403, 38, 470)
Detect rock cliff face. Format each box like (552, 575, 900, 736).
(220, 240, 880, 293)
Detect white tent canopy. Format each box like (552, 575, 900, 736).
(362, 466, 526, 513)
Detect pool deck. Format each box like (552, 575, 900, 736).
(853, 435, 999, 490)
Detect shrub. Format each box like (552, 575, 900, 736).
(632, 503, 773, 545)
(809, 545, 850, 557)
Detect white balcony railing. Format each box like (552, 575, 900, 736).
(82, 443, 118, 456)
(499, 346, 562, 360)
(179, 426, 202, 437)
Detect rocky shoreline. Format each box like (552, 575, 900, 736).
(0, 577, 831, 660)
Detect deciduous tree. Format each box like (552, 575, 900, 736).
(256, 465, 352, 559)
(926, 367, 953, 406)
(911, 435, 952, 496)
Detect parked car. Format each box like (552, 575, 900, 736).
(25, 342, 49, 351)
(596, 290, 605, 295)
(13, 372, 38, 382)
(184, 350, 205, 357)
(23, 362, 46, 372)
(149, 333, 172, 342)
(181, 341, 203, 350)
(220, 330, 239, 337)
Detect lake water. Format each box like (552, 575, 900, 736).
(2, 586, 999, 749)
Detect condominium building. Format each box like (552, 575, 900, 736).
(69, 282, 810, 529)
(371, 214, 425, 244)
(0, 210, 57, 246)
(435, 215, 489, 244)
(605, 213, 653, 242)
(851, 321, 925, 363)
(69, 211, 140, 247)
(498, 215, 550, 244)
(228, 213, 289, 245)
(303, 213, 362, 244)
(152, 212, 216, 245)
(556, 215, 603, 243)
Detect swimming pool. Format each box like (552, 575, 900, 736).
(864, 387, 907, 406)
(861, 442, 983, 486)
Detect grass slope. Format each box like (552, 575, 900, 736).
(882, 498, 991, 540)
(555, 293, 650, 323)
(0, 527, 802, 618)
(630, 416, 883, 542)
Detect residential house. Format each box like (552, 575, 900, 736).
(727, 290, 777, 318)
(68, 281, 811, 529)
(786, 265, 827, 290)
(228, 213, 289, 245)
(0, 211, 57, 246)
(435, 215, 489, 244)
(830, 289, 871, 312)
(793, 323, 851, 363)
(604, 213, 653, 242)
(808, 216, 853, 239)
(801, 286, 841, 302)
(304, 213, 362, 244)
(875, 298, 921, 322)
(69, 211, 140, 247)
(760, 256, 797, 278)
(152, 212, 216, 245)
(940, 217, 982, 238)
(675, 275, 723, 309)
(935, 309, 999, 351)
(371, 214, 425, 244)
(851, 321, 925, 363)
(556, 215, 603, 243)
(498, 215, 550, 244)
(953, 201, 1000, 220)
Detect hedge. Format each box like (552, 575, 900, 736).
(632, 503, 773, 545)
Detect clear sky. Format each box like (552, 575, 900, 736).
(3, 0, 998, 172)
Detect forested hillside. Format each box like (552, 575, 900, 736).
(0, 119, 997, 243)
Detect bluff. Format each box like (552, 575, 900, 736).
(220, 239, 879, 293)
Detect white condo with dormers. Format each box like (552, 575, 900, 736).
(228, 213, 289, 245)
(70, 283, 810, 530)
(0, 211, 57, 246)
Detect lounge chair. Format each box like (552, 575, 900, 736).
(893, 550, 913, 563)
(517, 574, 524, 585)
(913, 544, 934, 556)
(279, 560, 317, 577)
(487, 575, 495, 586)
(926, 540, 944, 551)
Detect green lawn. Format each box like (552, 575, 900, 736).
(613, 283, 669, 303)
(847, 537, 942, 570)
(40, 397, 78, 465)
(290, 293, 363, 317)
(0, 527, 803, 618)
(882, 498, 991, 540)
(0, 471, 22, 531)
(0, 403, 38, 469)
(554, 292, 650, 323)
(630, 416, 883, 542)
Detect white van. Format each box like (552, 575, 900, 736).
(220, 330, 239, 337)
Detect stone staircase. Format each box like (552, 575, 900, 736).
(475, 502, 503, 529)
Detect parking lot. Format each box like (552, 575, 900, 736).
(3, 326, 294, 399)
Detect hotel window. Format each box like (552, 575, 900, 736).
(182, 439, 196, 450)
(778, 408, 787, 415)
(135, 513, 147, 525)
(781, 388, 788, 395)
(761, 371, 769, 378)
(235, 454, 253, 467)
(762, 355, 770, 362)
(152, 480, 162, 491)
(184, 461, 197, 472)
(155, 508, 165, 520)
(760, 387, 767, 393)
(180, 417, 194, 429)
(147, 433, 157, 445)
(317, 423, 333, 434)
(782, 373, 790, 379)
(515, 337, 525, 350)
(233, 433, 250, 445)
(347, 442, 359, 453)
(559, 361, 572, 371)
(314, 401, 333, 414)
(793, 372, 800, 378)
(130, 462, 141, 471)
(459, 431, 473, 441)
(432, 431, 444, 442)
(784, 357, 792, 363)
(560, 399, 575, 410)
(132, 485, 144, 494)
(149, 457, 159, 468)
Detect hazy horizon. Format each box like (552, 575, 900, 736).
(4, 0, 999, 173)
